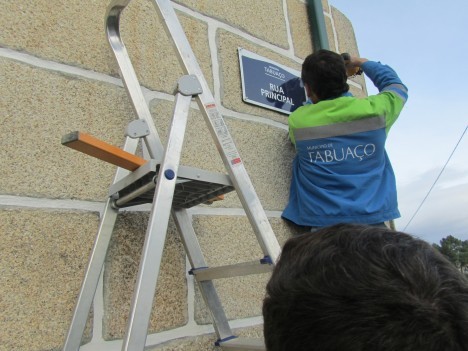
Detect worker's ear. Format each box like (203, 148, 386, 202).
(304, 83, 319, 103)
(311, 92, 319, 103)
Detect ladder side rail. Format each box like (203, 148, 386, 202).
(172, 209, 234, 341)
(196, 104, 281, 262)
(122, 93, 193, 351)
(152, 0, 281, 262)
(220, 337, 266, 350)
(106, 0, 165, 161)
(191, 261, 273, 282)
(63, 137, 139, 351)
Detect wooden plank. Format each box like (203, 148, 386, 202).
(204, 194, 224, 203)
(61, 131, 147, 171)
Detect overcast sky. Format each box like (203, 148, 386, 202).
(329, 0, 468, 244)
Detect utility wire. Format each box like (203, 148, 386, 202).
(403, 125, 468, 231)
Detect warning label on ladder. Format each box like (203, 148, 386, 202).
(205, 103, 243, 167)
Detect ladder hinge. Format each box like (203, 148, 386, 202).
(125, 119, 150, 139)
(260, 255, 273, 265)
(178, 75, 203, 96)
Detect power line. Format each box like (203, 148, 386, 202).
(403, 125, 468, 231)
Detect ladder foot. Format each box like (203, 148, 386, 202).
(217, 337, 266, 350)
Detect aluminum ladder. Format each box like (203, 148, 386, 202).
(62, 0, 281, 350)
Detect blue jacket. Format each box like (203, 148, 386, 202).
(282, 61, 408, 226)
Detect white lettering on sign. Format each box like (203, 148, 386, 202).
(269, 83, 284, 94)
(264, 65, 286, 80)
(260, 83, 294, 106)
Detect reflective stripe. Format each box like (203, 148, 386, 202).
(381, 83, 408, 102)
(294, 116, 385, 141)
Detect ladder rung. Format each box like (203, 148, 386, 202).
(61, 131, 147, 171)
(218, 337, 265, 350)
(191, 260, 273, 281)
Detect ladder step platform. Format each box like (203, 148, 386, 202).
(109, 160, 234, 208)
(191, 259, 273, 281)
(62, 131, 234, 209)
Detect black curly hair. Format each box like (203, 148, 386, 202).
(301, 49, 349, 101)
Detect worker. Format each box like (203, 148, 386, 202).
(263, 223, 468, 350)
(282, 50, 408, 230)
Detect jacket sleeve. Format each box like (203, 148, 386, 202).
(361, 61, 408, 104)
(362, 61, 409, 131)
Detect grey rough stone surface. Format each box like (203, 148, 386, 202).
(324, 15, 336, 51)
(349, 84, 368, 99)
(331, 7, 360, 57)
(0, 0, 113, 71)
(0, 58, 134, 201)
(349, 75, 368, 97)
(331, 7, 367, 94)
(175, 0, 289, 49)
(0, 209, 98, 351)
(103, 212, 187, 340)
(322, 0, 330, 11)
(227, 118, 295, 211)
(0, 0, 212, 94)
(287, 0, 313, 59)
(121, 10, 214, 93)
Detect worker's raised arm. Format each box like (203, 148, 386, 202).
(352, 59, 409, 104)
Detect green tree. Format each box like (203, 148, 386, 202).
(433, 235, 468, 273)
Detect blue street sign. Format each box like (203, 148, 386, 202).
(238, 48, 306, 115)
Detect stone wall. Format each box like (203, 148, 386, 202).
(0, 0, 365, 350)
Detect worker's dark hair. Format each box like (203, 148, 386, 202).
(301, 49, 349, 101)
(263, 223, 468, 351)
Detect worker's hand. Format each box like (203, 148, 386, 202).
(341, 53, 368, 77)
